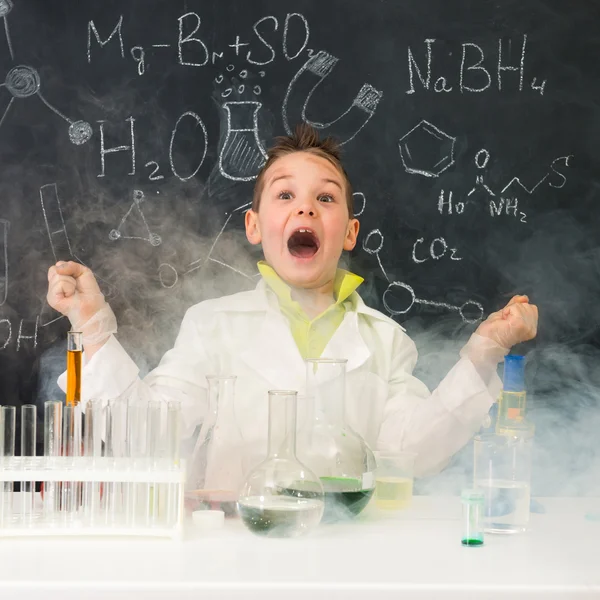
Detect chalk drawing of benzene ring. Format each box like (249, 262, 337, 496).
(398, 120, 456, 178)
(383, 281, 484, 324)
(282, 50, 383, 145)
(0, 3, 92, 144)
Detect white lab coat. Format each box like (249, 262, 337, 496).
(58, 280, 500, 489)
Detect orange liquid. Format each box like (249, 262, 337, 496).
(66, 349, 82, 406)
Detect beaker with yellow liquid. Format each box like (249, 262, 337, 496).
(374, 452, 416, 510)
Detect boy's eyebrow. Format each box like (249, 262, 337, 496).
(268, 174, 343, 191)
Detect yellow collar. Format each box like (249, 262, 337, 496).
(257, 260, 364, 313)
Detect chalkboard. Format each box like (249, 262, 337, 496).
(0, 0, 598, 491)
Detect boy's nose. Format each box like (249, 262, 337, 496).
(296, 208, 315, 217)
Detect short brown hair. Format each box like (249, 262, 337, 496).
(252, 123, 354, 215)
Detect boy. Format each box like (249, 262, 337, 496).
(46, 124, 538, 489)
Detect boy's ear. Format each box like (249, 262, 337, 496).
(343, 218, 360, 251)
(245, 209, 262, 245)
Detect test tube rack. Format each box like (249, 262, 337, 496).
(0, 456, 186, 539)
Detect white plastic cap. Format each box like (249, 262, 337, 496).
(192, 510, 225, 530)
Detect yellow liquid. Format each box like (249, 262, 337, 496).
(496, 391, 526, 434)
(375, 477, 413, 510)
(66, 349, 82, 406)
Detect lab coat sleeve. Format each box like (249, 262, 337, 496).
(377, 330, 502, 477)
(56, 304, 214, 439)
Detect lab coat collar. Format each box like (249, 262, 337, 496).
(213, 279, 403, 328)
(215, 281, 402, 390)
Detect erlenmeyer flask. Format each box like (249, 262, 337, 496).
(238, 390, 324, 538)
(218, 101, 267, 181)
(300, 358, 377, 522)
(187, 375, 240, 514)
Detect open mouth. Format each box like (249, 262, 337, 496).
(287, 228, 320, 259)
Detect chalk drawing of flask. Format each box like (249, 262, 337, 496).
(218, 101, 267, 182)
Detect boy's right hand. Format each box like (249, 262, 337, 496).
(47, 261, 106, 327)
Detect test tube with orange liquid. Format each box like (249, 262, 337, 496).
(66, 331, 82, 407)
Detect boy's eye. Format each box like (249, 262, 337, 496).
(318, 194, 334, 203)
(278, 191, 293, 200)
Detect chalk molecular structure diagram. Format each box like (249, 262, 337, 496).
(398, 120, 456, 178)
(362, 218, 483, 324)
(382, 281, 484, 324)
(0, 1, 92, 144)
(109, 189, 162, 246)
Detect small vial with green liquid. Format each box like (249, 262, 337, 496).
(461, 489, 485, 547)
(496, 355, 527, 435)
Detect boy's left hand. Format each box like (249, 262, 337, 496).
(475, 295, 538, 350)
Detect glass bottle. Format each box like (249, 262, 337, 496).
(496, 355, 528, 435)
(238, 390, 324, 538)
(299, 359, 377, 522)
(187, 376, 240, 514)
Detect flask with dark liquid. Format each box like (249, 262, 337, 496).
(299, 359, 377, 522)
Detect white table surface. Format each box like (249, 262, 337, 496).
(0, 496, 598, 599)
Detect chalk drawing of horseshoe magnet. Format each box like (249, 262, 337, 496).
(282, 50, 383, 145)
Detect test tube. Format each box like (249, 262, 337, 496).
(66, 331, 83, 407)
(20, 405, 37, 523)
(146, 400, 162, 526)
(126, 399, 148, 527)
(104, 399, 126, 525)
(61, 404, 82, 519)
(83, 399, 104, 524)
(43, 401, 62, 521)
(1, 406, 16, 525)
(166, 400, 182, 527)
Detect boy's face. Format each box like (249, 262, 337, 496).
(245, 152, 359, 290)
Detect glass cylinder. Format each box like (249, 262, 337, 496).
(44, 401, 62, 457)
(1, 406, 16, 522)
(187, 375, 241, 513)
(300, 359, 377, 521)
(83, 399, 104, 523)
(166, 400, 182, 466)
(20, 405, 37, 519)
(66, 331, 83, 407)
(474, 431, 533, 534)
(84, 399, 104, 460)
(461, 489, 485, 546)
(61, 404, 82, 516)
(146, 400, 162, 525)
(1, 405, 15, 458)
(165, 400, 182, 527)
(43, 401, 62, 519)
(146, 400, 162, 461)
(104, 399, 126, 523)
(127, 400, 148, 460)
(238, 390, 324, 538)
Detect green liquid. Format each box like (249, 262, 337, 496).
(320, 476, 374, 522)
(461, 538, 484, 547)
